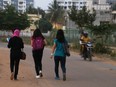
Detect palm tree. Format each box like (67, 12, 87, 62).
(46, 0, 65, 28)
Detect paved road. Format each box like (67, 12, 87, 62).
(0, 42, 116, 87)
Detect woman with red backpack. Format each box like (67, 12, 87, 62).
(31, 28, 47, 79)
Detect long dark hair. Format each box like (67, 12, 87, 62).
(32, 28, 44, 39)
(56, 29, 65, 43)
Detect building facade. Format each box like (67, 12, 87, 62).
(57, 0, 112, 26)
(57, 0, 87, 10)
(0, 0, 34, 13)
(57, 0, 111, 11)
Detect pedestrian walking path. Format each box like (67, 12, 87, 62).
(0, 43, 116, 87)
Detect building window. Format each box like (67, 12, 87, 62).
(68, 2, 71, 4)
(80, 6, 83, 8)
(68, 6, 71, 9)
(80, 2, 82, 4)
(83, 2, 86, 4)
(58, 2, 60, 4)
(93, 2, 98, 5)
(64, 6, 67, 9)
(3, 1, 8, 4)
(18, 10, 23, 13)
(100, 11, 104, 15)
(19, 2, 23, 4)
(72, 2, 75, 4)
(19, 6, 23, 8)
(65, 2, 67, 4)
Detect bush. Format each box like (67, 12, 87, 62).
(94, 43, 111, 54)
(110, 50, 116, 60)
(22, 37, 31, 45)
(0, 36, 8, 42)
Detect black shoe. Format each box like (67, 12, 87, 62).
(40, 73, 43, 77)
(10, 72, 14, 80)
(63, 73, 66, 81)
(55, 77, 60, 80)
(14, 75, 17, 80)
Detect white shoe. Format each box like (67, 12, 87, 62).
(39, 71, 42, 73)
(36, 75, 40, 79)
(39, 71, 43, 77)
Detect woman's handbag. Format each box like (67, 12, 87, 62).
(20, 51, 26, 60)
(62, 42, 70, 57)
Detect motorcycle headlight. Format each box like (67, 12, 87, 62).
(87, 43, 92, 47)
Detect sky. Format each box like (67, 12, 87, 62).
(34, 0, 53, 10)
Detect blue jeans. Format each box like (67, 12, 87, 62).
(54, 56, 66, 77)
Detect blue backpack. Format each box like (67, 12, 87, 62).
(32, 37, 44, 50)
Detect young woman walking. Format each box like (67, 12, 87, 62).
(8, 29, 24, 80)
(50, 29, 68, 81)
(31, 28, 47, 79)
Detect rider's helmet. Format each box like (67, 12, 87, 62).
(83, 31, 88, 37)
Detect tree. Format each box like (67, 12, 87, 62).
(35, 18, 53, 33)
(37, 7, 45, 18)
(0, 8, 5, 29)
(0, 5, 30, 31)
(68, 6, 96, 32)
(112, 4, 116, 11)
(14, 13, 30, 30)
(26, 6, 38, 14)
(89, 24, 116, 53)
(46, 0, 65, 27)
(90, 24, 116, 39)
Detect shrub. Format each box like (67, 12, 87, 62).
(94, 43, 111, 54)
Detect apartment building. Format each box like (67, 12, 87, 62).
(0, 0, 34, 13)
(57, 0, 87, 10)
(56, 0, 113, 26)
(107, 0, 116, 4)
(57, 0, 111, 11)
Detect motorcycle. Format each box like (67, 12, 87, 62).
(82, 42, 93, 61)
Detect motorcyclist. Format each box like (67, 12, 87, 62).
(80, 32, 91, 56)
(79, 32, 84, 55)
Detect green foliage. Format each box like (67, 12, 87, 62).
(37, 7, 45, 18)
(94, 43, 111, 54)
(110, 51, 116, 59)
(68, 5, 77, 22)
(26, 6, 38, 14)
(68, 6, 96, 31)
(0, 5, 30, 31)
(22, 36, 31, 45)
(112, 4, 116, 11)
(35, 18, 53, 33)
(89, 24, 115, 36)
(0, 36, 7, 42)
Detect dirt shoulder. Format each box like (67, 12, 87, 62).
(71, 50, 116, 66)
(94, 54, 116, 66)
(0, 47, 39, 87)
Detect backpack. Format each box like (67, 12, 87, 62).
(32, 37, 44, 50)
(62, 41, 70, 57)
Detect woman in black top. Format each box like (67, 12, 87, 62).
(31, 28, 47, 79)
(8, 29, 24, 80)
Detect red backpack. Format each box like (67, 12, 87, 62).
(32, 37, 44, 50)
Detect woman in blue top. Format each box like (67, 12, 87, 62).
(51, 29, 67, 81)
